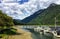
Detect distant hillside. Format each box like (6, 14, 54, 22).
(27, 5, 60, 25)
(13, 10, 45, 25)
(0, 10, 14, 26)
(13, 5, 60, 25)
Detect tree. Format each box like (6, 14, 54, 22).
(0, 10, 14, 27)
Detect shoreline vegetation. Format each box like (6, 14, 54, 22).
(0, 10, 15, 39)
(1, 26, 33, 39)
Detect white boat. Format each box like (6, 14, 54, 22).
(53, 17, 60, 38)
(45, 18, 60, 38)
(52, 31, 60, 38)
(41, 17, 60, 38)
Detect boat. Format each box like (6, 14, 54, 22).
(45, 17, 60, 38)
(53, 17, 60, 38)
(42, 17, 60, 38)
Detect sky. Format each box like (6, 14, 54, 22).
(0, 0, 60, 20)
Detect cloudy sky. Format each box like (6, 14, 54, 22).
(0, 0, 60, 20)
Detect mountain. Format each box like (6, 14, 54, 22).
(13, 9, 45, 25)
(0, 10, 14, 26)
(13, 4, 60, 25)
(0, 0, 60, 20)
(27, 5, 60, 25)
(14, 5, 60, 25)
(21, 10, 45, 23)
(0, 0, 60, 25)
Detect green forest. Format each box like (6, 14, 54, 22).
(0, 10, 17, 38)
(27, 5, 60, 25)
(13, 5, 60, 25)
(0, 10, 14, 26)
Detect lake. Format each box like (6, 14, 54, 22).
(24, 28, 60, 39)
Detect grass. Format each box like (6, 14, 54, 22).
(0, 34, 8, 38)
(0, 27, 17, 39)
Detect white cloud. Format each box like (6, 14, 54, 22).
(0, 0, 60, 20)
(54, 0, 60, 4)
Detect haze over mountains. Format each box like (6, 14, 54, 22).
(0, 0, 60, 20)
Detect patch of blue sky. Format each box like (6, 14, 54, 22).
(18, 0, 29, 4)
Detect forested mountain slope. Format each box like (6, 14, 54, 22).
(27, 5, 60, 25)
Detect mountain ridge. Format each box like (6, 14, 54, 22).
(13, 4, 60, 25)
(27, 5, 60, 25)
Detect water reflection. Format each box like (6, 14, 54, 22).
(26, 29, 60, 39)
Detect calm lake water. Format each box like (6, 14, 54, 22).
(24, 29, 60, 39)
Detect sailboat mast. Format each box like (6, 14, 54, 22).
(55, 17, 56, 30)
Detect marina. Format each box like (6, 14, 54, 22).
(16, 25, 60, 39)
